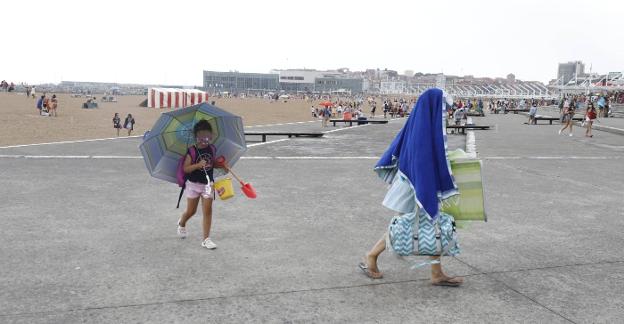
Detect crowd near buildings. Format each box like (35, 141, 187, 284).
(4, 61, 623, 101)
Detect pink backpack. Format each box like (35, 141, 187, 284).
(177, 146, 198, 188)
(176, 146, 197, 208)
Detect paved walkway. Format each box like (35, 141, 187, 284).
(1, 114, 622, 323)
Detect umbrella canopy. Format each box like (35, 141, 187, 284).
(319, 101, 333, 107)
(140, 102, 246, 183)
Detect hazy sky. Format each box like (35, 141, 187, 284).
(1, 0, 622, 85)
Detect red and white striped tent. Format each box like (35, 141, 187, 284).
(147, 88, 209, 109)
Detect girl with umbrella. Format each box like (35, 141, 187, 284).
(177, 119, 221, 249)
(359, 88, 464, 287)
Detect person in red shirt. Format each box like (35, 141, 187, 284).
(585, 102, 597, 138)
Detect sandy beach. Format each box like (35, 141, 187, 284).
(0, 92, 325, 146)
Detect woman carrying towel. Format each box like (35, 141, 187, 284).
(359, 88, 463, 287)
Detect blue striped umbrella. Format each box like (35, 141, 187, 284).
(139, 102, 246, 183)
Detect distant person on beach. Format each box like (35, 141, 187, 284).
(359, 89, 463, 287)
(370, 102, 376, 118)
(585, 102, 597, 138)
(528, 103, 537, 125)
(559, 100, 575, 136)
(48, 94, 58, 117)
(113, 113, 122, 136)
(42, 95, 50, 115)
(124, 114, 135, 136)
(383, 101, 389, 118)
(31, 86, 36, 98)
(36, 95, 44, 115)
(321, 106, 331, 127)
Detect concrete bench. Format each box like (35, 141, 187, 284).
(534, 116, 584, 125)
(446, 125, 491, 135)
(330, 119, 389, 127)
(245, 132, 324, 143)
(506, 109, 530, 114)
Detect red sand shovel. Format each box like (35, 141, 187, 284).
(217, 157, 257, 199)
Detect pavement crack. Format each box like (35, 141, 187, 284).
(3, 259, 622, 319)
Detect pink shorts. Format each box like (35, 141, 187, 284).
(185, 181, 214, 199)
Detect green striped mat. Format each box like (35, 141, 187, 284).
(442, 153, 487, 221)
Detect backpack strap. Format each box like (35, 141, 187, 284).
(176, 146, 199, 209)
(189, 145, 198, 163)
(176, 188, 185, 209)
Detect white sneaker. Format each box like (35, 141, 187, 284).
(201, 238, 217, 249)
(177, 220, 187, 239)
(569, 133, 573, 137)
(558, 129, 562, 135)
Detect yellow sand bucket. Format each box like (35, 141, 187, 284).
(214, 178, 234, 200)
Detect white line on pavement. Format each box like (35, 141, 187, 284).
(247, 139, 290, 147)
(0, 136, 143, 150)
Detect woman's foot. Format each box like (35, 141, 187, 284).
(357, 254, 383, 279)
(431, 274, 464, 287)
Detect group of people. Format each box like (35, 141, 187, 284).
(112, 113, 135, 136)
(1, 80, 15, 92)
(558, 96, 601, 137)
(35, 94, 59, 117)
(25, 86, 36, 98)
(380, 99, 412, 118)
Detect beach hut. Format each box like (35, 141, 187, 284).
(147, 88, 209, 109)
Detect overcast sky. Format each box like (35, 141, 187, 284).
(1, 0, 622, 85)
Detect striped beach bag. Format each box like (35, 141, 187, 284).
(388, 210, 460, 257)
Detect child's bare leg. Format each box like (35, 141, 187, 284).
(366, 234, 386, 273)
(179, 197, 199, 226)
(201, 197, 213, 240)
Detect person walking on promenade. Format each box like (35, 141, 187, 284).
(559, 99, 576, 136)
(358, 88, 463, 287)
(585, 102, 597, 138)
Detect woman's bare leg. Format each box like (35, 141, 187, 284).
(366, 235, 386, 274)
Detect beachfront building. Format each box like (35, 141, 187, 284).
(204, 69, 365, 94)
(275, 69, 324, 92)
(314, 76, 363, 94)
(380, 80, 407, 94)
(203, 71, 279, 94)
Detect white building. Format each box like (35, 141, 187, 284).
(380, 81, 406, 94)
